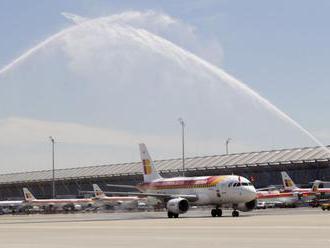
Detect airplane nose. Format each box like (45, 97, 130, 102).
(245, 186, 257, 201)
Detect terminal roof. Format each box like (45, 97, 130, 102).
(0, 145, 329, 185)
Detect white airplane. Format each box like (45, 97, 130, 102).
(106, 143, 257, 218)
(0, 200, 24, 213)
(256, 190, 301, 208)
(281, 171, 330, 203)
(23, 188, 94, 211)
(92, 184, 141, 209)
(281, 171, 330, 194)
(256, 171, 330, 208)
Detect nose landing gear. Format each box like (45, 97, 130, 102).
(232, 210, 239, 217)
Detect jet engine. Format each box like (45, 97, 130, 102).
(237, 199, 257, 212)
(293, 192, 304, 200)
(166, 198, 189, 214)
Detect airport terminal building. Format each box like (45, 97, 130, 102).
(0, 145, 329, 200)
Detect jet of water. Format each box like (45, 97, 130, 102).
(90, 23, 330, 155)
(0, 27, 74, 76)
(0, 13, 329, 155)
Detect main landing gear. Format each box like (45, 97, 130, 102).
(167, 212, 179, 218)
(211, 208, 240, 217)
(211, 208, 222, 217)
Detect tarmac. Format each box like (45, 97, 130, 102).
(0, 208, 329, 248)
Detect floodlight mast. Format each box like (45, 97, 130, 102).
(49, 136, 55, 199)
(178, 118, 185, 177)
(226, 138, 232, 155)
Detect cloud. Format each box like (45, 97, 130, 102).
(0, 117, 254, 153)
(0, 117, 256, 173)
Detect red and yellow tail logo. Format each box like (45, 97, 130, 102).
(25, 193, 33, 200)
(284, 179, 294, 187)
(312, 185, 318, 192)
(143, 159, 152, 175)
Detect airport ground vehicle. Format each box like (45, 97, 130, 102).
(321, 203, 330, 211)
(256, 201, 266, 209)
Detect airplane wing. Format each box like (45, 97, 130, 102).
(256, 187, 277, 192)
(101, 191, 199, 202)
(106, 184, 138, 189)
(256, 185, 282, 191)
(79, 190, 198, 202)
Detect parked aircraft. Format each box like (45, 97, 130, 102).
(256, 190, 301, 207)
(22, 188, 94, 211)
(281, 171, 330, 195)
(0, 200, 24, 213)
(105, 143, 257, 218)
(281, 171, 330, 203)
(92, 184, 141, 209)
(256, 171, 330, 208)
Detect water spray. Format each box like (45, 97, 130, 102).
(0, 12, 329, 156)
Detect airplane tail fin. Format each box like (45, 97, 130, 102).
(93, 184, 106, 198)
(311, 180, 321, 192)
(281, 171, 297, 191)
(23, 188, 36, 201)
(139, 143, 162, 183)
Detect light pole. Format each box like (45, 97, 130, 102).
(49, 136, 55, 199)
(178, 118, 185, 177)
(225, 138, 231, 155)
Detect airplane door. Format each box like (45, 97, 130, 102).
(216, 184, 226, 200)
(216, 188, 221, 198)
(216, 184, 227, 200)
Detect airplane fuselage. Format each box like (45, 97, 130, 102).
(95, 196, 140, 208)
(137, 175, 256, 207)
(257, 191, 300, 206)
(0, 200, 23, 207)
(25, 198, 94, 209)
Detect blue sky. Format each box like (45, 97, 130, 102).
(0, 0, 330, 172)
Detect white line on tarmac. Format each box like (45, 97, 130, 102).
(0, 225, 329, 230)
